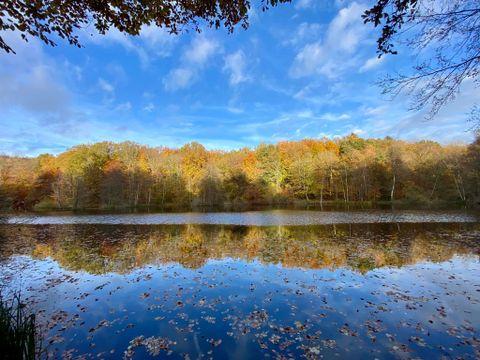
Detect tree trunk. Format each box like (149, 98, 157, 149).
(161, 177, 166, 207)
(429, 175, 438, 200)
(340, 175, 346, 203)
(390, 173, 396, 202)
(320, 176, 324, 209)
(452, 172, 465, 201)
(362, 167, 367, 201)
(344, 165, 349, 203)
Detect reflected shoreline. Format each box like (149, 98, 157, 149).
(1, 222, 478, 274)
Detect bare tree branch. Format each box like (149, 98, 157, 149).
(364, 0, 480, 123)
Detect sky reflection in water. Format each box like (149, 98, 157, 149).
(0, 221, 479, 359)
(5, 209, 479, 225)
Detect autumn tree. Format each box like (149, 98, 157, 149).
(255, 144, 286, 198)
(223, 172, 249, 204)
(180, 142, 208, 199)
(27, 154, 59, 208)
(0, 0, 290, 54)
(101, 158, 126, 208)
(464, 135, 480, 204)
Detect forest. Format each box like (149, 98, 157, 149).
(0, 134, 479, 211)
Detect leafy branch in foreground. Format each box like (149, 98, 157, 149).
(363, 0, 480, 121)
(0, 292, 39, 360)
(0, 0, 290, 54)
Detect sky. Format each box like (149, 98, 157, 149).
(0, 0, 478, 156)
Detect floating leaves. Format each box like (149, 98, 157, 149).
(0, 222, 479, 359)
(124, 336, 176, 358)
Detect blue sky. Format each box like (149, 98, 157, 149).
(0, 0, 478, 156)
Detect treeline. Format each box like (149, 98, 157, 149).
(0, 134, 479, 211)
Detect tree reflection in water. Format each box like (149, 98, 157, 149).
(0, 223, 478, 273)
(0, 222, 479, 359)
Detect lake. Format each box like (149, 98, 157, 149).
(0, 210, 479, 359)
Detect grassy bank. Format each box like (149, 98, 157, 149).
(0, 293, 38, 360)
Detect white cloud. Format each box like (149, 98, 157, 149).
(327, 3, 366, 52)
(223, 50, 250, 85)
(105, 63, 127, 82)
(290, 42, 324, 78)
(295, 0, 314, 9)
(164, 68, 195, 91)
(320, 113, 351, 121)
(143, 103, 155, 112)
(290, 2, 369, 78)
(184, 35, 219, 65)
(115, 101, 132, 111)
(98, 78, 114, 93)
(352, 128, 365, 135)
(0, 65, 71, 115)
(227, 106, 244, 114)
(359, 55, 385, 72)
(85, 25, 178, 66)
(87, 28, 150, 66)
(297, 109, 315, 118)
(359, 80, 480, 143)
(362, 105, 387, 116)
(283, 22, 322, 47)
(63, 60, 83, 81)
(0, 32, 71, 120)
(140, 25, 176, 49)
(0, 33, 100, 154)
(164, 35, 220, 91)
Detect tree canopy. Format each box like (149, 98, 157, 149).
(0, 0, 290, 53)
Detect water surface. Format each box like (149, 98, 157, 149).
(4, 209, 479, 225)
(0, 213, 479, 359)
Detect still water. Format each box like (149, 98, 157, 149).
(0, 211, 479, 359)
(5, 209, 480, 225)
